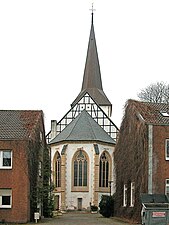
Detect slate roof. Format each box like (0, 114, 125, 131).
(129, 99, 169, 125)
(49, 110, 115, 145)
(71, 14, 112, 108)
(0, 110, 43, 140)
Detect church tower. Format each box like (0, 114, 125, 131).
(48, 11, 118, 212)
(71, 12, 112, 117)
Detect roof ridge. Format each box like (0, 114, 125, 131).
(64, 112, 82, 140)
(84, 110, 97, 139)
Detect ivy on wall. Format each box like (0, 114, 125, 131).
(27, 128, 53, 221)
(114, 100, 148, 222)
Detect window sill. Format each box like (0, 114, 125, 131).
(0, 167, 12, 170)
(98, 187, 109, 192)
(71, 186, 89, 192)
(0, 206, 12, 209)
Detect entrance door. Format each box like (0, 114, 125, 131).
(77, 198, 82, 211)
(54, 195, 59, 210)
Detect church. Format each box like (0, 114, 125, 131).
(47, 11, 118, 211)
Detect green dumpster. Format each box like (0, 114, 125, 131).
(141, 194, 169, 225)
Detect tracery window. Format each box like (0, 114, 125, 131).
(99, 152, 110, 187)
(73, 150, 88, 187)
(54, 152, 61, 187)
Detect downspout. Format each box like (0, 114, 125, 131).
(148, 124, 153, 194)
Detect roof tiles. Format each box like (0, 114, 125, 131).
(129, 100, 169, 125)
(0, 110, 43, 140)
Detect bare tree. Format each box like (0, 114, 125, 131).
(138, 82, 169, 103)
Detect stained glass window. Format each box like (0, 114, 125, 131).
(73, 150, 88, 187)
(55, 152, 61, 187)
(99, 152, 109, 187)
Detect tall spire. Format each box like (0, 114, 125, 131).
(71, 10, 112, 109)
(81, 9, 103, 91)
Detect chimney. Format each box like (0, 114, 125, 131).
(51, 120, 57, 139)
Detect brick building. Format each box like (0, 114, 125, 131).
(0, 110, 46, 223)
(114, 100, 169, 221)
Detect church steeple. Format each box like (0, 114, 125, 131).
(81, 11, 103, 91)
(71, 11, 112, 116)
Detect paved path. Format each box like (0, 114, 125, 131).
(29, 212, 140, 225)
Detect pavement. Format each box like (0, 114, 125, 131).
(26, 212, 140, 225)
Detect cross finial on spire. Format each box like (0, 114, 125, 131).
(90, 3, 95, 14)
(90, 3, 96, 24)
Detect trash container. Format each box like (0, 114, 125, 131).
(140, 194, 169, 225)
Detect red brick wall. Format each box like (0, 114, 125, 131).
(153, 125, 169, 194)
(0, 140, 30, 223)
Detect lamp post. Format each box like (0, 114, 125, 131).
(108, 181, 113, 196)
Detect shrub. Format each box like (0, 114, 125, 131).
(99, 195, 114, 218)
(91, 205, 98, 212)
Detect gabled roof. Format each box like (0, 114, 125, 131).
(0, 110, 43, 140)
(71, 13, 112, 108)
(49, 110, 115, 145)
(128, 99, 169, 125)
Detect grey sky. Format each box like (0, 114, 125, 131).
(0, 0, 169, 132)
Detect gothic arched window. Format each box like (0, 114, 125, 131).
(99, 152, 110, 187)
(73, 150, 88, 187)
(54, 152, 61, 187)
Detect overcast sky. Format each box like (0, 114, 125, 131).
(0, 0, 169, 133)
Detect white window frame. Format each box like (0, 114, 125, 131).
(165, 179, 169, 196)
(0, 189, 12, 208)
(130, 182, 135, 207)
(0, 150, 12, 169)
(39, 161, 42, 177)
(165, 139, 169, 160)
(161, 111, 169, 117)
(123, 184, 127, 207)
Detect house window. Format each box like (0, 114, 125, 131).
(165, 179, 169, 195)
(165, 139, 169, 160)
(0, 150, 12, 169)
(161, 111, 169, 117)
(123, 184, 127, 207)
(54, 152, 61, 187)
(99, 152, 110, 187)
(73, 150, 88, 187)
(130, 182, 135, 207)
(39, 161, 42, 177)
(0, 189, 12, 208)
(40, 131, 43, 142)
